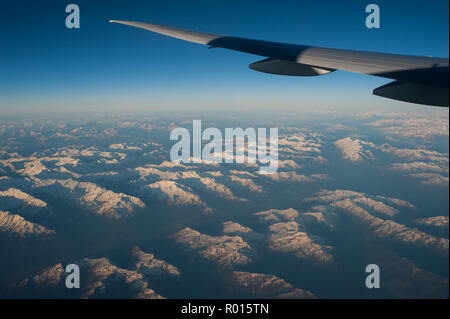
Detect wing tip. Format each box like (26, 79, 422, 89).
(109, 20, 129, 24)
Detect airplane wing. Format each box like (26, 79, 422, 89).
(110, 20, 449, 107)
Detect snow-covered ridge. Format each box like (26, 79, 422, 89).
(0, 210, 54, 239)
(0, 188, 47, 208)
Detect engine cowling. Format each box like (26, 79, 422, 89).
(373, 80, 449, 107)
(249, 58, 335, 76)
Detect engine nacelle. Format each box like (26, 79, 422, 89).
(249, 58, 335, 76)
(373, 80, 449, 107)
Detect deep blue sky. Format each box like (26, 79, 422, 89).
(1, 0, 448, 114)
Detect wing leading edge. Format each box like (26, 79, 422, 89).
(110, 20, 449, 107)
